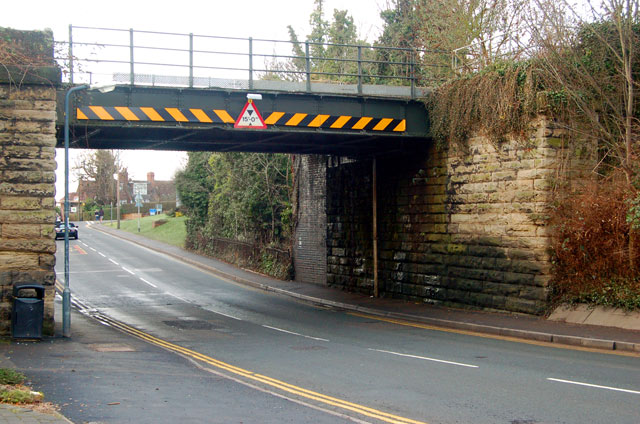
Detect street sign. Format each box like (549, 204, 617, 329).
(135, 193, 143, 208)
(234, 99, 266, 129)
(133, 182, 147, 195)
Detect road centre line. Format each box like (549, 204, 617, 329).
(369, 348, 478, 368)
(108, 258, 119, 265)
(262, 325, 329, 342)
(207, 309, 242, 321)
(547, 378, 640, 395)
(139, 278, 157, 288)
(166, 292, 190, 303)
(85, 311, 425, 424)
(89, 247, 97, 252)
(121, 267, 135, 275)
(98, 252, 106, 257)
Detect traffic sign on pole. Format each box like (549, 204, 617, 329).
(234, 99, 266, 129)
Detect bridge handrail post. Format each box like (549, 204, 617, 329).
(129, 28, 134, 85)
(68, 25, 74, 84)
(410, 50, 416, 99)
(249, 37, 253, 90)
(305, 41, 311, 92)
(357, 45, 363, 95)
(189, 33, 194, 88)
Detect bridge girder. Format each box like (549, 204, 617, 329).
(56, 85, 430, 156)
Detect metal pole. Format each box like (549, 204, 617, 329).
(137, 203, 141, 232)
(129, 28, 134, 85)
(116, 175, 121, 229)
(372, 158, 379, 298)
(189, 33, 194, 88)
(248, 37, 253, 90)
(410, 51, 416, 99)
(357, 45, 363, 95)
(305, 41, 311, 92)
(63, 84, 88, 338)
(68, 25, 74, 84)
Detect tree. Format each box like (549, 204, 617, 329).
(73, 150, 122, 205)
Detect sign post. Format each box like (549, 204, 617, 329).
(135, 193, 143, 232)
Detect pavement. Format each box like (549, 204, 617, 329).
(2, 221, 639, 423)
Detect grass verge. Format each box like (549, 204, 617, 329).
(0, 367, 57, 413)
(104, 214, 186, 247)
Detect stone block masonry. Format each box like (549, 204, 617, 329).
(0, 28, 61, 335)
(324, 117, 593, 314)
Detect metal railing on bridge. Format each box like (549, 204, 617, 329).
(57, 25, 452, 99)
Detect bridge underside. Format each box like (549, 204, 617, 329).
(55, 85, 430, 156)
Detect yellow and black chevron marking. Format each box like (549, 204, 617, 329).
(77, 106, 406, 133)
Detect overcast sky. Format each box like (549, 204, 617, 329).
(2, 0, 385, 200)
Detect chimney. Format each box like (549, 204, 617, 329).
(147, 172, 155, 183)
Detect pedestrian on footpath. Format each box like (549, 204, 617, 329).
(98, 207, 104, 223)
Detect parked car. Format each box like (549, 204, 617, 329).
(55, 222, 78, 240)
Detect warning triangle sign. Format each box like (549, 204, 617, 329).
(234, 100, 267, 129)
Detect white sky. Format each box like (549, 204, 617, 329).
(2, 0, 385, 200)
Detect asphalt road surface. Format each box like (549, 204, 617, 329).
(47, 222, 640, 424)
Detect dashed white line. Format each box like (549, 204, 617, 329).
(121, 267, 135, 275)
(139, 278, 157, 288)
(89, 247, 97, 252)
(166, 292, 189, 303)
(98, 252, 106, 257)
(262, 325, 329, 342)
(547, 378, 640, 395)
(211, 310, 242, 321)
(368, 348, 479, 368)
(108, 258, 119, 265)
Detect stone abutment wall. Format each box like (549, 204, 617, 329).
(322, 117, 592, 314)
(0, 28, 60, 335)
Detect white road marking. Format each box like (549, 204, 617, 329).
(99, 252, 106, 257)
(368, 348, 479, 368)
(547, 378, 640, 395)
(89, 247, 97, 252)
(139, 278, 157, 288)
(166, 292, 189, 303)
(108, 258, 119, 265)
(209, 309, 242, 321)
(80, 242, 88, 247)
(262, 325, 329, 342)
(121, 267, 135, 275)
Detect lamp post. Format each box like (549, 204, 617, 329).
(63, 84, 88, 338)
(63, 83, 116, 338)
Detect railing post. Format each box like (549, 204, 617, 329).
(129, 28, 134, 85)
(68, 25, 74, 84)
(357, 45, 363, 95)
(410, 51, 416, 99)
(248, 37, 253, 90)
(305, 41, 311, 92)
(189, 33, 194, 88)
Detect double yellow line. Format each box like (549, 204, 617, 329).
(56, 284, 426, 424)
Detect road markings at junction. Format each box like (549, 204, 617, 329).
(547, 378, 640, 395)
(81, 310, 427, 424)
(262, 325, 329, 342)
(368, 348, 478, 368)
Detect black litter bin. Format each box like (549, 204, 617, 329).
(11, 284, 45, 339)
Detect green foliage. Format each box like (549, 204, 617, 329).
(0, 369, 25, 386)
(627, 193, 640, 230)
(0, 387, 42, 404)
(175, 152, 214, 229)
